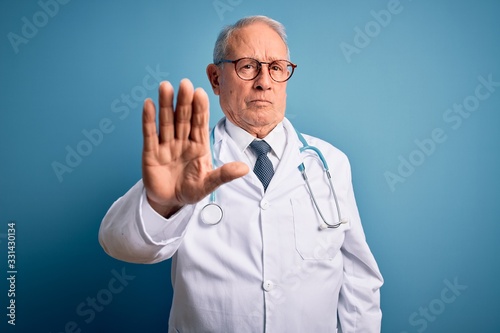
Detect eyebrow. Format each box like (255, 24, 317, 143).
(244, 55, 287, 62)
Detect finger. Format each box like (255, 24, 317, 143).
(190, 87, 210, 143)
(158, 81, 175, 143)
(142, 98, 158, 154)
(174, 78, 194, 140)
(204, 162, 250, 193)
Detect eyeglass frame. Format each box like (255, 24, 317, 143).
(215, 57, 297, 83)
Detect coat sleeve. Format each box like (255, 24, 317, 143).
(337, 159, 384, 333)
(98, 180, 195, 264)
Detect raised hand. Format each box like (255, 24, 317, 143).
(142, 79, 249, 217)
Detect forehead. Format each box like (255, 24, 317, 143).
(227, 22, 288, 60)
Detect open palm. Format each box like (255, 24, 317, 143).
(142, 79, 249, 217)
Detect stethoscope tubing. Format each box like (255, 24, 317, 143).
(201, 125, 348, 229)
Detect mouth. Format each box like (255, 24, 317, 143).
(248, 99, 272, 106)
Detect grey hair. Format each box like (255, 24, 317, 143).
(212, 15, 289, 64)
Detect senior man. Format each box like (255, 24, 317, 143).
(99, 15, 383, 332)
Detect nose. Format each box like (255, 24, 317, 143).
(253, 64, 272, 90)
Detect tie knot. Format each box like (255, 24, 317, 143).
(250, 140, 272, 156)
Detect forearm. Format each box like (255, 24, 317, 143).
(98, 180, 194, 264)
(337, 181, 383, 332)
(337, 255, 383, 332)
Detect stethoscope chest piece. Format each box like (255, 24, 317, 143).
(203, 125, 346, 230)
(201, 203, 223, 225)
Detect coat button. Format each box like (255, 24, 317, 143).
(260, 200, 270, 210)
(263, 280, 275, 291)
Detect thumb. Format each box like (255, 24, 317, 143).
(204, 162, 250, 193)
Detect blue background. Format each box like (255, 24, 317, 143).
(1, 0, 499, 332)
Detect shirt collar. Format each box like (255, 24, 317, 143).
(224, 118, 286, 159)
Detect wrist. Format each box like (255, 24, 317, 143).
(146, 195, 184, 218)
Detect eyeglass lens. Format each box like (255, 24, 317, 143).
(235, 58, 293, 82)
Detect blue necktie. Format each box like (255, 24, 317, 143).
(249, 140, 274, 191)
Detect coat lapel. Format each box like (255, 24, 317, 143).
(266, 118, 304, 193)
(213, 119, 261, 191)
(213, 117, 305, 194)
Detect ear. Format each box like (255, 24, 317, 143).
(206, 63, 221, 95)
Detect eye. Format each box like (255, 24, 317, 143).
(242, 63, 256, 70)
(270, 62, 285, 72)
(237, 59, 258, 71)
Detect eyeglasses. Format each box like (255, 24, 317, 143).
(216, 57, 297, 82)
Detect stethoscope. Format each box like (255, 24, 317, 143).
(200, 126, 349, 230)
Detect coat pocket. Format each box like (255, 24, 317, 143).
(290, 193, 350, 260)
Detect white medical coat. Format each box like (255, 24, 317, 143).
(99, 117, 383, 333)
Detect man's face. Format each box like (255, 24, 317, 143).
(207, 22, 289, 138)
